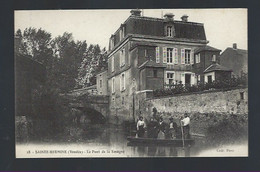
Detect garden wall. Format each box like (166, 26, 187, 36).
(146, 87, 248, 116)
(135, 87, 248, 138)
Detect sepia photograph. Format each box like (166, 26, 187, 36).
(14, 9, 248, 158)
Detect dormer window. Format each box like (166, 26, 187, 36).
(166, 26, 173, 37)
(109, 35, 115, 50)
(119, 25, 125, 41)
(212, 54, 216, 62)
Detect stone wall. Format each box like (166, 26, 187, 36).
(134, 87, 248, 138)
(136, 87, 248, 121)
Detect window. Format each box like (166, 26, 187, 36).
(122, 96, 125, 105)
(112, 77, 115, 93)
(185, 49, 191, 64)
(99, 79, 102, 88)
(119, 26, 125, 41)
(212, 55, 216, 62)
(153, 70, 157, 78)
(166, 72, 174, 85)
(167, 48, 173, 64)
(121, 73, 125, 91)
(120, 48, 125, 67)
(240, 92, 244, 100)
(196, 53, 200, 63)
(111, 56, 114, 72)
(109, 36, 114, 50)
(166, 26, 172, 37)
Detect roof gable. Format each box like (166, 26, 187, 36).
(138, 59, 166, 69)
(204, 63, 232, 73)
(195, 45, 221, 54)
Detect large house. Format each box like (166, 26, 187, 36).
(97, 9, 231, 123)
(220, 43, 248, 77)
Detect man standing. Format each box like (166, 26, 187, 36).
(147, 117, 158, 138)
(181, 113, 190, 139)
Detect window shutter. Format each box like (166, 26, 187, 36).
(181, 73, 185, 84)
(163, 47, 167, 63)
(165, 72, 168, 85)
(120, 75, 122, 91)
(181, 49, 185, 64)
(111, 56, 114, 72)
(174, 48, 178, 64)
(190, 50, 194, 64)
(191, 73, 195, 85)
(122, 49, 125, 66)
(124, 73, 126, 90)
(156, 47, 160, 63)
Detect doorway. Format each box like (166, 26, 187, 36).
(185, 74, 191, 85)
(207, 75, 212, 83)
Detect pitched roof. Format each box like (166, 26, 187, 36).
(222, 47, 248, 57)
(138, 60, 166, 69)
(194, 45, 221, 54)
(204, 63, 232, 73)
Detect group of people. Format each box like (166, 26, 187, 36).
(136, 113, 190, 140)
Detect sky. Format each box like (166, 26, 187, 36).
(15, 9, 247, 52)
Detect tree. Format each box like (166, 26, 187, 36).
(15, 28, 53, 66)
(76, 45, 107, 88)
(51, 32, 87, 92)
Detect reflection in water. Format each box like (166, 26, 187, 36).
(17, 124, 248, 157)
(147, 146, 157, 157)
(169, 147, 178, 156)
(137, 146, 146, 157)
(157, 147, 166, 156)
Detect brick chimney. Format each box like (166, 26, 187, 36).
(130, 9, 141, 16)
(181, 14, 188, 22)
(164, 13, 174, 21)
(233, 43, 237, 49)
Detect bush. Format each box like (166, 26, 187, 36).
(206, 114, 248, 146)
(154, 75, 247, 97)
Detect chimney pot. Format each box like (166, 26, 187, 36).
(164, 13, 174, 21)
(130, 9, 141, 16)
(181, 14, 189, 22)
(233, 43, 237, 49)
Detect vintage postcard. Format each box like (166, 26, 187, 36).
(14, 9, 248, 158)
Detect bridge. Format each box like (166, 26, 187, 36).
(61, 90, 109, 124)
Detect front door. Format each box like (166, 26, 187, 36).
(207, 75, 212, 83)
(185, 74, 191, 85)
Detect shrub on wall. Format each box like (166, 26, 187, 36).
(190, 112, 248, 146)
(154, 75, 248, 97)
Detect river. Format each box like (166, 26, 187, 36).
(16, 124, 248, 158)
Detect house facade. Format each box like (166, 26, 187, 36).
(96, 70, 108, 95)
(100, 9, 229, 123)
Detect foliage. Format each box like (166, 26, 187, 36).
(154, 74, 248, 97)
(15, 27, 108, 140)
(76, 44, 107, 88)
(190, 113, 248, 146)
(15, 28, 107, 92)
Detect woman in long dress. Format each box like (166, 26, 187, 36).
(136, 116, 146, 137)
